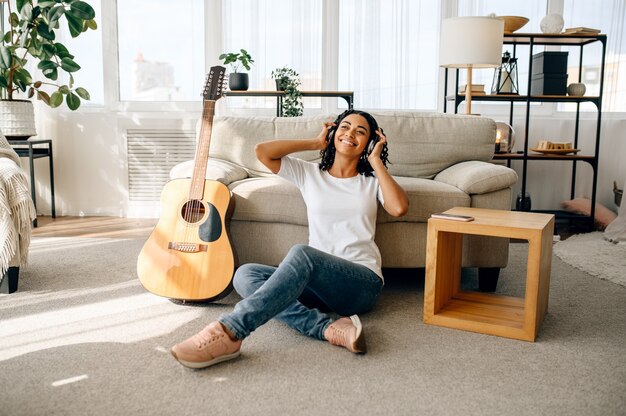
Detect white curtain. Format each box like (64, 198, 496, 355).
(563, 0, 626, 112)
(337, 0, 440, 110)
(221, 0, 322, 110)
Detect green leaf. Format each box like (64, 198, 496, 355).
(54, 42, 74, 59)
(0, 76, 8, 89)
(14, 68, 33, 85)
(37, 22, 56, 41)
(0, 45, 12, 70)
(70, 1, 96, 20)
(38, 1, 58, 8)
(65, 12, 83, 38)
(9, 13, 20, 28)
(37, 59, 57, 71)
(50, 91, 63, 107)
(75, 87, 90, 100)
(16, 0, 28, 14)
(59, 85, 70, 94)
(19, 1, 32, 19)
(47, 5, 65, 29)
(60, 57, 80, 72)
(86, 19, 97, 30)
(41, 43, 56, 59)
(37, 90, 51, 105)
(42, 66, 58, 80)
(66, 92, 81, 110)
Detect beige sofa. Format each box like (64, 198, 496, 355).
(170, 111, 518, 290)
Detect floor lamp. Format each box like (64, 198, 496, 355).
(440, 16, 504, 115)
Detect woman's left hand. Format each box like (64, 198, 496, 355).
(367, 128, 387, 162)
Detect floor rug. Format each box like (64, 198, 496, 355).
(554, 231, 626, 287)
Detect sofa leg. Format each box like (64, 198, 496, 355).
(478, 267, 500, 292)
(0, 267, 20, 294)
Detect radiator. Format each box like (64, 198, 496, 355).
(126, 129, 196, 202)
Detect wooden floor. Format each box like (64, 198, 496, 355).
(32, 216, 157, 239)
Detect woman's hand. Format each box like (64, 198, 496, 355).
(367, 128, 387, 163)
(316, 122, 336, 151)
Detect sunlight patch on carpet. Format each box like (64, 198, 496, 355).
(0, 292, 204, 362)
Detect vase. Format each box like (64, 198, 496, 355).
(228, 73, 249, 91)
(567, 83, 586, 96)
(0, 99, 37, 139)
(540, 13, 564, 34)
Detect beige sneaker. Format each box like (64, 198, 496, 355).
(171, 322, 242, 369)
(324, 315, 367, 354)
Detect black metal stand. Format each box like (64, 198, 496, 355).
(8, 139, 56, 227)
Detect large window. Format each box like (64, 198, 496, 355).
(338, 0, 440, 110)
(117, 0, 205, 101)
(562, 0, 626, 112)
(66, 0, 103, 105)
(220, 0, 322, 110)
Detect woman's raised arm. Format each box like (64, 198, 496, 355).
(255, 123, 333, 174)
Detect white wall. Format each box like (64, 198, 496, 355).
(29, 104, 625, 219)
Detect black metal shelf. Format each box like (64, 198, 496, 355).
(443, 33, 607, 231)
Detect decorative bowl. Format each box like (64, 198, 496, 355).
(499, 16, 529, 33)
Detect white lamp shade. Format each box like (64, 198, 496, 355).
(440, 17, 504, 68)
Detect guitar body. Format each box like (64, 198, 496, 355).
(137, 178, 236, 301)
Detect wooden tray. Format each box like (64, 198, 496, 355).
(530, 148, 581, 155)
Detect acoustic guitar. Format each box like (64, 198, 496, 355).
(137, 66, 235, 301)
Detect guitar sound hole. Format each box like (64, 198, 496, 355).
(181, 200, 206, 224)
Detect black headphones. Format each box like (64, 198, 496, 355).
(367, 128, 384, 155)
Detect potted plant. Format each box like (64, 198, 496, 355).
(271, 66, 303, 117)
(0, 0, 96, 139)
(219, 49, 253, 91)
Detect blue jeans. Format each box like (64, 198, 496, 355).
(218, 244, 383, 341)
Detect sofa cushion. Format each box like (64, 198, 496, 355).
(434, 161, 518, 194)
(208, 115, 331, 177)
(229, 177, 307, 225)
(377, 177, 470, 224)
(169, 158, 249, 185)
(369, 112, 496, 178)
(204, 112, 496, 180)
(228, 175, 469, 227)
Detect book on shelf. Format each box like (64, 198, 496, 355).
(459, 84, 485, 94)
(563, 27, 601, 35)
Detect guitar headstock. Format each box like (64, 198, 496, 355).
(202, 66, 227, 101)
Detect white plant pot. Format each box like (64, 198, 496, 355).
(0, 99, 37, 139)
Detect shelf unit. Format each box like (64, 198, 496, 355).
(443, 33, 607, 231)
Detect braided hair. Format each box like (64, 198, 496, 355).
(319, 110, 389, 177)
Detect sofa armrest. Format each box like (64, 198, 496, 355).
(434, 161, 518, 195)
(169, 158, 249, 185)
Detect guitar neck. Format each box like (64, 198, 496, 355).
(190, 100, 216, 199)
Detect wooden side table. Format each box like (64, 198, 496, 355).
(424, 207, 554, 342)
(8, 139, 56, 227)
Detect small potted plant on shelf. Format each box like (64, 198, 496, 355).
(0, 0, 97, 139)
(219, 49, 254, 91)
(271, 66, 303, 117)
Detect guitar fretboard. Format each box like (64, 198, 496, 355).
(190, 100, 216, 200)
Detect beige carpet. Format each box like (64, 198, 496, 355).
(1, 236, 625, 415)
(554, 231, 626, 287)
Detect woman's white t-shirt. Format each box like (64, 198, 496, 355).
(278, 156, 384, 279)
